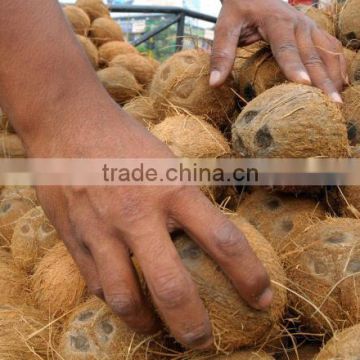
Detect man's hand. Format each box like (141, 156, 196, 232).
(210, 0, 346, 102)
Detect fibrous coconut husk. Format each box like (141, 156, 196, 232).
(98, 41, 138, 65)
(97, 66, 142, 104)
(236, 188, 327, 256)
(338, 0, 360, 49)
(0, 186, 38, 246)
(11, 206, 59, 273)
(75, 0, 110, 21)
(343, 48, 357, 83)
(173, 215, 287, 352)
(0, 249, 29, 305)
(110, 53, 158, 86)
(76, 35, 99, 69)
(57, 297, 172, 360)
(279, 343, 320, 360)
(64, 5, 91, 36)
(285, 218, 360, 334)
(341, 85, 360, 145)
(89, 17, 124, 46)
(187, 349, 274, 359)
(149, 49, 236, 127)
(350, 51, 360, 83)
(0, 109, 15, 133)
(0, 304, 52, 360)
(123, 96, 159, 128)
(300, 6, 336, 35)
(232, 84, 350, 158)
(235, 46, 286, 102)
(31, 242, 86, 316)
(315, 323, 360, 359)
(151, 114, 231, 158)
(0, 131, 25, 158)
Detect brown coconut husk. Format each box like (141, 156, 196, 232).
(11, 207, 59, 273)
(123, 96, 160, 128)
(0, 109, 15, 133)
(337, 186, 360, 218)
(315, 323, 360, 359)
(151, 114, 231, 158)
(97, 66, 142, 104)
(232, 84, 350, 158)
(75, 0, 110, 21)
(98, 41, 138, 65)
(341, 84, 360, 145)
(187, 349, 274, 359)
(149, 49, 236, 127)
(57, 297, 173, 360)
(299, 6, 336, 35)
(0, 186, 38, 246)
(236, 188, 327, 256)
(31, 242, 86, 316)
(0, 131, 25, 158)
(110, 53, 158, 86)
(350, 51, 360, 82)
(89, 17, 124, 46)
(338, 0, 360, 49)
(64, 5, 91, 36)
(343, 48, 357, 83)
(0, 304, 52, 360)
(235, 46, 286, 102)
(172, 215, 287, 352)
(76, 35, 99, 69)
(278, 343, 320, 360)
(0, 249, 29, 305)
(285, 218, 360, 334)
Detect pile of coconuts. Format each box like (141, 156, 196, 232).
(1, 1, 360, 359)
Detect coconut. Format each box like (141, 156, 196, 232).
(0, 249, 29, 305)
(0, 131, 25, 157)
(315, 324, 360, 360)
(232, 84, 350, 158)
(97, 66, 142, 104)
(123, 96, 159, 128)
(149, 49, 236, 127)
(89, 17, 124, 46)
(190, 350, 274, 359)
(350, 51, 360, 83)
(11, 207, 59, 273)
(31, 242, 86, 316)
(341, 84, 360, 145)
(64, 5, 91, 36)
(338, 186, 360, 218)
(75, 0, 110, 21)
(0, 186, 38, 246)
(0, 304, 51, 360)
(286, 218, 360, 333)
(236, 188, 327, 256)
(151, 115, 231, 158)
(76, 35, 99, 69)
(57, 297, 169, 360)
(235, 46, 286, 102)
(172, 215, 287, 351)
(300, 6, 336, 35)
(98, 41, 138, 65)
(338, 0, 360, 49)
(110, 53, 158, 86)
(343, 48, 357, 83)
(279, 343, 320, 360)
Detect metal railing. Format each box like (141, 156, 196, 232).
(109, 5, 217, 51)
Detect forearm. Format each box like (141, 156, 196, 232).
(0, 0, 115, 144)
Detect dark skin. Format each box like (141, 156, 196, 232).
(0, 0, 345, 350)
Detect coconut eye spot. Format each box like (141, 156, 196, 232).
(281, 219, 294, 233)
(346, 259, 360, 274)
(77, 311, 94, 322)
(255, 125, 273, 149)
(161, 65, 171, 81)
(175, 78, 194, 99)
(70, 334, 90, 352)
(325, 232, 347, 245)
(244, 83, 256, 102)
(0, 202, 11, 213)
(182, 55, 196, 64)
(179, 243, 202, 261)
(21, 224, 31, 234)
(242, 110, 259, 124)
(347, 122, 357, 143)
(101, 320, 114, 335)
(266, 198, 281, 210)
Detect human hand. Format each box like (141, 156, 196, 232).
(210, 0, 346, 102)
(25, 104, 272, 349)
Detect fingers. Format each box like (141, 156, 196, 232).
(87, 234, 158, 334)
(296, 21, 343, 102)
(171, 189, 272, 311)
(128, 223, 212, 349)
(265, 20, 311, 85)
(210, 6, 242, 87)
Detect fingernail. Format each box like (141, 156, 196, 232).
(209, 70, 221, 87)
(297, 70, 311, 84)
(330, 92, 343, 103)
(256, 287, 273, 310)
